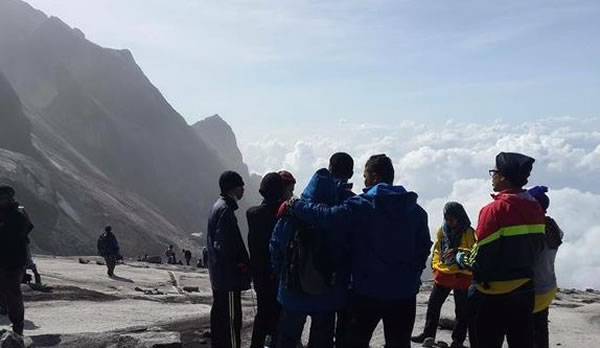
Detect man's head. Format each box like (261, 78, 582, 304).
(104, 225, 112, 233)
(329, 152, 354, 181)
(259, 172, 284, 202)
(0, 185, 15, 209)
(219, 171, 245, 200)
(278, 170, 296, 200)
(363, 154, 394, 188)
(489, 152, 535, 192)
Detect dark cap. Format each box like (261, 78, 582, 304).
(0, 185, 15, 198)
(259, 172, 284, 201)
(219, 171, 244, 193)
(278, 170, 296, 186)
(495, 152, 535, 187)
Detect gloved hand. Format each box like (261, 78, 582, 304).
(455, 251, 468, 269)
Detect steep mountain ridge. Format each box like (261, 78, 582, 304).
(0, 0, 259, 255)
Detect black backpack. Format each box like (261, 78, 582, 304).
(284, 219, 335, 295)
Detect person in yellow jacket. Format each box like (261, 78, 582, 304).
(412, 202, 476, 348)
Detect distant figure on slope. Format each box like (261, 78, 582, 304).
(456, 152, 545, 348)
(247, 172, 285, 348)
(207, 171, 251, 348)
(412, 202, 476, 348)
(201, 246, 209, 268)
(183, 249, 192, 266)
(165, 245, 176, 264)
(97, 225, 121, 277)
(528, 186, 564, 348)
(0, 185, 34, 336)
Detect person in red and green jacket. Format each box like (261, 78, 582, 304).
(457, 152, 545, 348)
(412, 202, 476, 348)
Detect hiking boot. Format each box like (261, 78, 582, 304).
(411, 333, 427, 343)
(422, 337, 436, 347)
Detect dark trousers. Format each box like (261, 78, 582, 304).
(345, 294, 416, 348)
(533, 308, 549, 348)
(276, 309, 336, 348)
(250, 280, 281, 348)
(335, 309, 348, 348)
(0, 268, 25, 335)
(104, 256, 117, 276)
(423, 284, 474, 345)
(474, 283, 534, 348)
(185, 257, 191, 266)
(211, 290, 243, 348)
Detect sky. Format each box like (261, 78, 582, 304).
(25, 0, 600, 136)
(24, 0, 600, 289)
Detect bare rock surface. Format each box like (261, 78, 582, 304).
(1, 257, 598, 347)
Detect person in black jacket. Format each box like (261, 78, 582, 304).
(247, 172, 285, 348)
(97, 226, 121, 277)
(0, 185, 34, 336)
(207, 171, 251, 348)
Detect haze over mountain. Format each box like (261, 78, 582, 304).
(0, 0, 259, 256)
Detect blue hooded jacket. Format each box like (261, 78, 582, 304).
(270, 168, 354, 312)
(291, 183, 432, 300)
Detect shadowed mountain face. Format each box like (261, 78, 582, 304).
(0, 0, 259, 255)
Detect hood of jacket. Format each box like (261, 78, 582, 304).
(362, 183, 418, 218)
(301, 168, 338, 205)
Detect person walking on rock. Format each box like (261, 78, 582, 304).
(165, 245, 176, 264)
(286, 154, 432, 348)
(456, 152, 545, 348)
(247, 172, 285, 348)
(528, 186, 564, 348)
(207, 171, 251, 348)
(183, 249, 192, 266)
(0, 185, 34, 336)
(412, 202, 476, 348)
(97, 225, 121, 277)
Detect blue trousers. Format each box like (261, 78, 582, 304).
(276, 308, 336, 348)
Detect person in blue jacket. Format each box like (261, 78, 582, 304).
(270, 153, 355, 348)
(286, 154, 432, 348)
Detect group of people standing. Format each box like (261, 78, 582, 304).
(206, 151, 563, 348)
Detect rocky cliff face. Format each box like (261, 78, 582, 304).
(0, 0, 258, 255)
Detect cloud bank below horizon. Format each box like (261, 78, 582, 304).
(239, 117, 600, 289)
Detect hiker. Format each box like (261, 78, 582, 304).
(97, 225, 121, 277)
(184, 249, 192, 266)
(247, 172, 285, 348)
(412, 202, 476, 348)
(327, 152, 356, 348)
(165, 245, 176, 264)
(202, 246, 209, 268)
(270, 153, 356, 348)
(528, 186, 564, 348)
(284, 154, 432, 348)
(0, 185, 34, 336)
(278, 170, 296, 201)
(456, 152, 545, 348)
(207, 171, 251, 348)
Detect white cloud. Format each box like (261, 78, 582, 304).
(240, 117, 600, 289)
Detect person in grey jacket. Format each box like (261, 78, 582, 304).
(528, 186, 564, 348)
(207, 171, 251, 348)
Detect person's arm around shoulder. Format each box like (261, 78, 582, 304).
(415, 206, 432, 270)
(291, 197, 357, 231)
